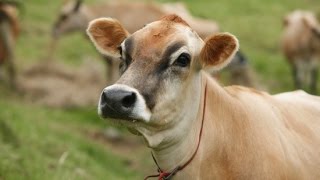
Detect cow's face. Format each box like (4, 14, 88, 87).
(283, 10, 320, 38)
(87, 14, 238, 132)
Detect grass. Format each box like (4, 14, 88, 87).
(1, 0, 320, 179)
(0, 98, 145, 180)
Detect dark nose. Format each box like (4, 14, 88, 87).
(99, 88, 137, 119)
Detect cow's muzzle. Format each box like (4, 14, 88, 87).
(98, 84, 151, 122)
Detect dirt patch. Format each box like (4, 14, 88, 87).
(19, 59, 106, 108)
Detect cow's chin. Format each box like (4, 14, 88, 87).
(101, 117, 143, 136)
(101, 114, 145, 126)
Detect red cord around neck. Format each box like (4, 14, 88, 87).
(144, 85, 207, 180)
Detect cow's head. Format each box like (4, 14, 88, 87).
(87, 14, 238, 136)
(283, 10, 320, 40)
(52, 0, 86, 38)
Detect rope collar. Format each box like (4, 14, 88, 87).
(145, 85, 207, 180)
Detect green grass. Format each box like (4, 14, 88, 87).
(1, 0, 320, 179)
(0, 98, 144, 180)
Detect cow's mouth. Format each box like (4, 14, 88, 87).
(101, 114, 143, 123)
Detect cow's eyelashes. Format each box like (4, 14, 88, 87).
(173, 53, 191, 67)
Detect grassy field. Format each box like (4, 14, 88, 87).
(1, 0, 320, 179)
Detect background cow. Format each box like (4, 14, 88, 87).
(0, 1, 20, 89)
(281, 10, 320, 94)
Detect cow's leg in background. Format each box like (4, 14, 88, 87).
(291, 64, 301, 90)
(310, 64, 318, 94)
(0, 16, 16, 89)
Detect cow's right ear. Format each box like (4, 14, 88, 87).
(87, 18, 129, 57)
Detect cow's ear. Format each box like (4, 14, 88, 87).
(200, 33, 239, 71)
(301, 17, 320, 39)
(87, 18, 129, 57)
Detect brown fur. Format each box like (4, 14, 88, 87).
(160, 14, 190, 27)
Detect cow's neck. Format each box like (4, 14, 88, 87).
(140, 71, 212, 172)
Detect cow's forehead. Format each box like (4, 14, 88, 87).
(123, 20, 198, 60)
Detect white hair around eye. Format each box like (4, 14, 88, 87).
(169, 47, 190, 65)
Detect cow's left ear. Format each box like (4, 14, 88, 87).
(200, 33, 239, 71)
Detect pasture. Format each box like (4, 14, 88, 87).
(1, 0, 320, 179)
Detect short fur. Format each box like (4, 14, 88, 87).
(160, 14, 190, 27)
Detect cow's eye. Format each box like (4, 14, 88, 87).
(173, 53, 191, 67)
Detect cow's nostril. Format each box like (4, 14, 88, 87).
(122, 92, 136, 108)
(100, 91, 108, 105)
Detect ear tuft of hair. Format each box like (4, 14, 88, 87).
(160, 14, 190, 27)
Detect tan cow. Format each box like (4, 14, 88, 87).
(0, 2, 19, 89)
(281, 10, 320, 94)
(87, 14, 320, 179)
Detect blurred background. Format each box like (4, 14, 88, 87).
(1, 0, 320, 179)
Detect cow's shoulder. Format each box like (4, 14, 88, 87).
(224, 85, 269, 98)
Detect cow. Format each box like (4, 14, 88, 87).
(52, 0, 254, 87)
(0, 1, 19, 89)
(281, 10, 320, 94)
(87, 14, 320, 179)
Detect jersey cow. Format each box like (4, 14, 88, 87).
(87, 14, 320, 179)
(281, 10, 320, 94)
